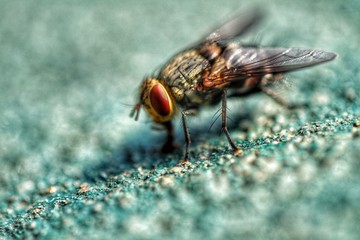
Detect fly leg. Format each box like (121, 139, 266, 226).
(259, 74, 308, 109)
(222, 89, 243, 155)
(227, 88, 260, 98)
(260, 85, 308, 109)
(181, 111, 191, 163)
(161, 121, 176, 153)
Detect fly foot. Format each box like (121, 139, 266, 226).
(181, 159, 190, 165)
(233, 148, 243, 155)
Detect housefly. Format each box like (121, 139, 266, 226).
(131, 10, 337, 162)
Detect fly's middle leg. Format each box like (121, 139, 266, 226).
(222, 89, 243, 155)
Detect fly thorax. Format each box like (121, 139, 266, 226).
(159, 50, 210, 105)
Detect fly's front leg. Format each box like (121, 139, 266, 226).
(222, 90, 243, 155)
(181, 111, 191, 163)
(161, 121, 176, 153)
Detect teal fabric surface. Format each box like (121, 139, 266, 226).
(1, 0, 360, 239)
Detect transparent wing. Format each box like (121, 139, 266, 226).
(201, 9, 263, 43)
(220, 47, 337, 78)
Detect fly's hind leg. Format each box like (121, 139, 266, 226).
(222, 89, 243, 155)
(260, 74, 308, 109)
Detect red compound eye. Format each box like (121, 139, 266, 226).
(150, 83, 171, 116)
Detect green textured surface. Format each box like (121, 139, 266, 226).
(1, 0, 360, 239)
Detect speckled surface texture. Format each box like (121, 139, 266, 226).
(1, 0, 360, 239)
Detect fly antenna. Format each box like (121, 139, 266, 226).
(119, 102, 135, 107)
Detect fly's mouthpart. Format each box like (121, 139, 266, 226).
(130, 103, 141, 121)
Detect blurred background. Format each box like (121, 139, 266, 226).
(1, 0, 360, 239)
